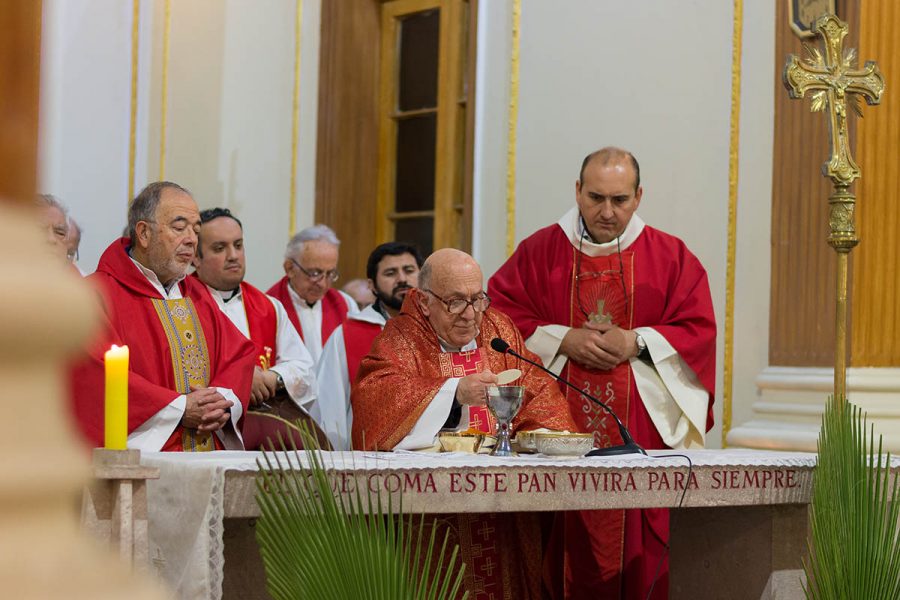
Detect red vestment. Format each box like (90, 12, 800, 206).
(266, 277, 348, 345)
(343, 318, 382, 384)
(489, 221, 716, 600)
(239, 281, 279, 369)
(193, 277, 313, 451)
(351, 289, 577, 599)
(351, 288, 576, 450)
(191, 276, 279, 369)
(69, 238, 256, 451)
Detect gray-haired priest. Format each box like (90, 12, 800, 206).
(69, 182, 256, 451)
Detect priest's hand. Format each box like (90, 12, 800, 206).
(184, 387, 234, 431)
(251, 366, 278, 405)
(560, 325, 620, 370)
(588, 323, 639, 366)
(456, 370, 499, 406)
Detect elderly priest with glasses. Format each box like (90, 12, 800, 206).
(488, 147, 716, 600)
(267, 224, 358, 363)
(351, 247, 576, 599)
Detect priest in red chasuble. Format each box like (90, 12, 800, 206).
(352, 248, 576, 600)
(488, 147, 717, 600)
(69, 182, 257, 452)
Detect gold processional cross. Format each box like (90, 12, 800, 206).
(782, 14, 884, 399)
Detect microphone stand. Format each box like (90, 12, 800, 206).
(492, 340, 646, 457)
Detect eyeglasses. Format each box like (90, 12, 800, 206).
(290, 258, 339, 283)
(423, 289, 491, 315)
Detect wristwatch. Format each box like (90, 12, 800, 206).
(635, 334, 648, 359)
(274, 372, 286, 392)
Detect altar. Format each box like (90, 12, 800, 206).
(133, 448, 830, 599)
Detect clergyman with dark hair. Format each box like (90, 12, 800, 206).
(191, 207, 319, 445)
(488, 147, 717, 599)
(314, 241, 423, 450)
(69, 182, 257, 452)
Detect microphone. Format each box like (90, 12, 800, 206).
(490, 337, 646, 457)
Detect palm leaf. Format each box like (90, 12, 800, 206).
(254, 427, 467, 600)
(804, 397, 900, 599)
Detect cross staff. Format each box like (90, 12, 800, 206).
(782, 13, 885, 399)
(784, 14, 884, 187)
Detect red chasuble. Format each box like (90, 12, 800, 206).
(438, 348, 494, 433)
(342, 318, 383, 384)
(69, 238, 256, 451)
(266, 277, 348, 345)
(351, 288, 576, 451)
(351, 289, 577, 599)
(489, 223, 716, 600)
(239, 281, 279, 369)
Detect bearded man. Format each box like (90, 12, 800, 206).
(69, 182, 256, 451)
(315, 242, 422, 449)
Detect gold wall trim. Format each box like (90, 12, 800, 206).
(159, 0, 171, 180)
(722, 0, 742, 447)
(289, 0, 303, 238)
(504, 0, 521, 257)
(128, 0, 140, 203)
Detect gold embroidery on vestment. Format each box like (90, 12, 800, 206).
(151, 297, 214, 452)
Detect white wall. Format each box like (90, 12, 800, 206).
(732, 0, 775, 436)
(39, 0, 135, 274)
(472, 0, 513, 275)
(39, 0, 320, 286)
(473, 0, 776, 447)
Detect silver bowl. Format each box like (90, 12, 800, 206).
(534, 432, 595, 456)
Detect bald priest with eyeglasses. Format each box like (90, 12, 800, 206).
(351, 248, 576, 453)
(267, 224, 358, 363)
(488, 147, 716, 600)
(352, 250, 576, 599)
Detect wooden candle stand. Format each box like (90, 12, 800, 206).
(82, 448, 160, 567)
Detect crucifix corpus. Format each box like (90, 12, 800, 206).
(782, 13, 885, 399)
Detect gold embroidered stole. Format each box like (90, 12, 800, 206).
(566, 250, 635, 448)
(151, 297, 214, 452)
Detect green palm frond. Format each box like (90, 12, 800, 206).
(804, 397, 900, 599)
(255, 428, 467, 600)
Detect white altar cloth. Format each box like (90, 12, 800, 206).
(142, 449, 820, 599)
